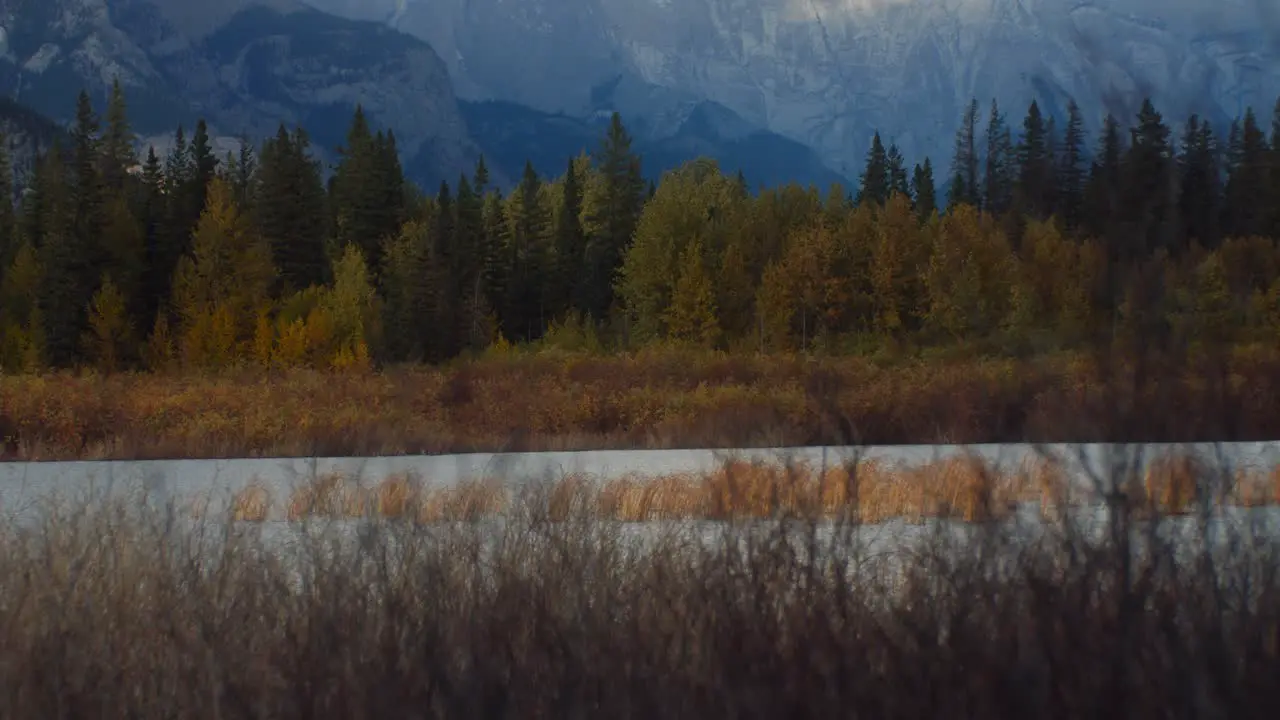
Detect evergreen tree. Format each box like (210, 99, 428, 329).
(330, 107, 405, 277)
(503, 161, 551, 341)
(39, 92, 107, 365)
(886, 143, 910, 198)
(257, 125, 328, 293)
(1015, 100, 1053, 220)
(1222, 108, 1269, 239)
(584, 113, 645, 325)
(947, 98, 980, 209)
(911, 159, 937, 220)
(553, 154, 587, 319)
(1056, 100, 1087, 230)
(473, 154, 490, 196)
(138, 147, 167, 324)
(1177, 115, 1221, 247)
(1083, 114, 1124, 244)
(983, 99, 1015, 215)
(99, 77, 137, 191)
(1119, 98, 1176, 258)
(856, 132, 890, 207)
(0, 132, 14, 271)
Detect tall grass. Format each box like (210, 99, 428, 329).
(6, 346, 1280, 459)
(1, 450, 1280, 717)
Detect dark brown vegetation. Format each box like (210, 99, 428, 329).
(2, 346, 1278, 460)
(2, 453, 1280, 718)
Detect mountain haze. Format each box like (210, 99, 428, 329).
(306, 0, 1280, 176)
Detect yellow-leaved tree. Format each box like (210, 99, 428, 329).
(925, 204, 1014, 343)
(83, 274, 132, 372)
(170, 178, 277, 369)
(617, 159, 742, 343)
(663, 239, 720, 348)
(0, 241, 46, 372)
(320, 243, 381, 370)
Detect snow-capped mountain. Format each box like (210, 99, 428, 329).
(305, 0, 1280, 177)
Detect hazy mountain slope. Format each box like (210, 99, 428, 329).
(461, 99, 848, 190)
(0, 0, 481, 187)
(307, 0, 1280, 176)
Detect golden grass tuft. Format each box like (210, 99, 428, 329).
(418, 478, 508, 523)
(372, 473, 424, 518)
(287, 473, 370, 520)
(232, 482, 273, 522)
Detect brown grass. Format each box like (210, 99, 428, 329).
(2, 476, 1280, 717)
(220, 451, 1280, 526)
(7, 347, 1280, 460)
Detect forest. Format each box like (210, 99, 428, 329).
(4, 83, 1280, 374)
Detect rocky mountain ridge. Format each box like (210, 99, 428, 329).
(306, 0, 1280, 177)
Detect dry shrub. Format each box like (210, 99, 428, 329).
(287, 473, 369, 520)
(232, 482, 273, 522)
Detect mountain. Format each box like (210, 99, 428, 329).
(0, 0, 480, 188)
(304, 0, 1280, 178)
(460, 99, 849, 191)
(0, 96, 62, 192)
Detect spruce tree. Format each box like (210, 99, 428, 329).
(983, 99, 1015, 215)
(585, 113, 645, 325)
(503, 161, 551, 341)
(0, 132, 14, 271)
(856, 132, 890, 207)
(1120, 98, 1175, 258)
(1222, 108, 1269, 238)
(1083, 114, 1124, 244)
(257, 125, 328, 293)
(947, 98, 980, 210)
(1177, 115, 1221, 248)
(887, 143, 910, 198)
(553, 155, 586, 318)
(1015, 100, 1053, 220)
(100, 78, 137, 191)
(1056, 100, 1086, 231)
(911, 159, 937, 220)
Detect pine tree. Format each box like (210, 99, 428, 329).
(1015, 100, 1053, 220)
(886, 143, 910, 198)
(99, 77, 137, 191)
(502, 161, 551, 341)
(585, 113, 645, 325)
(138, 147, 167, 325)
(856, 132, 890, 207)
(1056, 99, 1086, 231)
(1120, 98, 1175, 258)
(40, 93, 106, 366)
(1083, 114, 1124, 244)
(947, 98, 980, 210)
(473, 154, 490, 196)
(553, 155, 586, 319)
(983, 99, 1015, 215)
(1222, 107, 1269, 238)
(257, 125, 328, 293)
(330, 107, 405, 277)
(911, 159, 937, 220)
(1177, 115, 1221, 247)
(0, 131, 14, 271)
